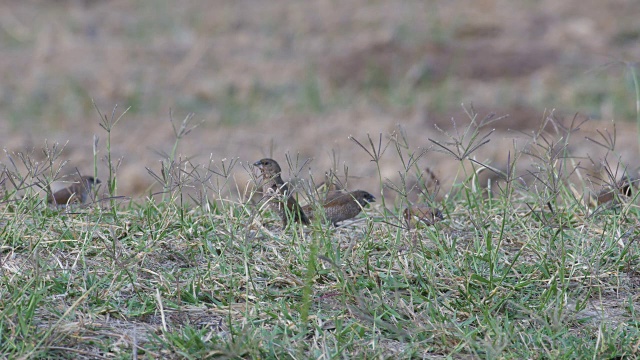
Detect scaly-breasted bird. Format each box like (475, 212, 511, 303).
(253, 158, 310, 228)
(48, 175, 101, 206)
(595, 176, 640, 205)
(303, 190, 375, 226)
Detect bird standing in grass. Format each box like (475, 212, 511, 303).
(48, 175, 101, 206)
(595, 176, 640, 205)
(253, 158, 310, 228)
(303, 190, 376, 226)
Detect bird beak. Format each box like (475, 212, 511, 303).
(252, 161, 265, 177)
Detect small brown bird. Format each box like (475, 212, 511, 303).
(253, 158, 310, 228)
(303, 190, 376, 226)
(595, 176, 640, 205)
(48, 175, 101, 206)
(403, 205, 444, 227)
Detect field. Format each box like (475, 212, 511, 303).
(1, 0, 640, 358)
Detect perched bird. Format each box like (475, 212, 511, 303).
(48, 176, 101, 206)
(599, 176, 640, 205)
(253, 158, 310, 228)
(303, 190, 376, 226)
(403, 204, 444, 227)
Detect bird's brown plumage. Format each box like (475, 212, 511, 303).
(595, 176, 640, 205)
(253, 158, 310, 228)
(303, 190, 375, 226)
(48, 175, 101, 206)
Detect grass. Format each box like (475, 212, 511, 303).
(0, 107, 639, 359)
(1, 2, 639, 358)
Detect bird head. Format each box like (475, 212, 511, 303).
(83, 176, 101, 183)
(355, 191, 376, 206)
(82, 176, 101, 188)
(253, 158, 282, 177)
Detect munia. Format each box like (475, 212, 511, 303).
(595, 176, 640, 205)
(303, 190, 376, 226)
(253, 158, 310, 228)
(48, 175, 101, 206)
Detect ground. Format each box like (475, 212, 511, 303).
(1, 0, 639, 198)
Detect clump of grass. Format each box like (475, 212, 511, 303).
(95, 103, 129, 212)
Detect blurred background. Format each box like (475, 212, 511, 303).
(1, 0, 640, 200)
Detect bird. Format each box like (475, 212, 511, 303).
(403, 204, 444, 227)
(48, 175, 101, 206)
(302, 190, 376, 226)
(253, 158, 310, 228)
(595, 176, 640, 205)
